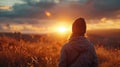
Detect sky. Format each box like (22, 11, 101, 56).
(0, 0, 120, 33)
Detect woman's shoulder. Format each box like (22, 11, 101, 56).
(61, 42, 72, 51)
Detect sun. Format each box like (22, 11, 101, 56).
(58, 26, 67, 33)
(52, 22, 71, 34)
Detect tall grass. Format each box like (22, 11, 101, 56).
(0, 36, 119, 67)
(96, 45, 120, 67)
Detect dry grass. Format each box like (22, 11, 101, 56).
(96, 45, 120, 67)
(0, 36, 119, 67)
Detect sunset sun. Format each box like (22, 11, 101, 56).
(58, 26, 67, 33)
(52, 22, 71, 34)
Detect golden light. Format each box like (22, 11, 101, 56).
(45, 11, 51, 17)
(51, 21, 72, 35)
(58, 26, 67, 33)
(0, 6, 12, 10)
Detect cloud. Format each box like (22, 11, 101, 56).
(94, 0, 120, 11)
(0, 23, 50, 32)
(0, 6, 12, 10)
(87, 18, 120, 30)
(0, 0, 56, 18)
(0, 0, 120, 19)
(0, 0, 120, 32)
(90, 0, 120, 19)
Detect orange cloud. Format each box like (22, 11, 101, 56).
(2, 26, 8, 30)
(87, 19, 120, 30)
(9, 24, 24, 32)
(5, 24, 49, 33)
(45, 11, 51, 17)
(0, 6, 12, 11)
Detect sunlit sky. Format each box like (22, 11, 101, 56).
(0, 0, 120, 33)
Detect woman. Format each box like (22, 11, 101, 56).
(59, 18, 98, 67)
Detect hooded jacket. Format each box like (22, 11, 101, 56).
(59, 36, 98, 67)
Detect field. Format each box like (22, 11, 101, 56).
(0, 29, 120, 67)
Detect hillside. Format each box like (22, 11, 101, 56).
(0, 29, 120, 49)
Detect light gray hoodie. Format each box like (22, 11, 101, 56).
(59, 36, 98, 67)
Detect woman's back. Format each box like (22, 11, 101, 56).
(59, 36, 98, 67)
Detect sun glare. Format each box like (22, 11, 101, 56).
(52, 22, 72, 34)
(45, 11, 51, 17)
(58, 26, 67, 33)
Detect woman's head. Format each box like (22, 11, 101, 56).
(72, 18, 86, 36)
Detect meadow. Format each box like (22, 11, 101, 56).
(0, 32, 119, 67)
